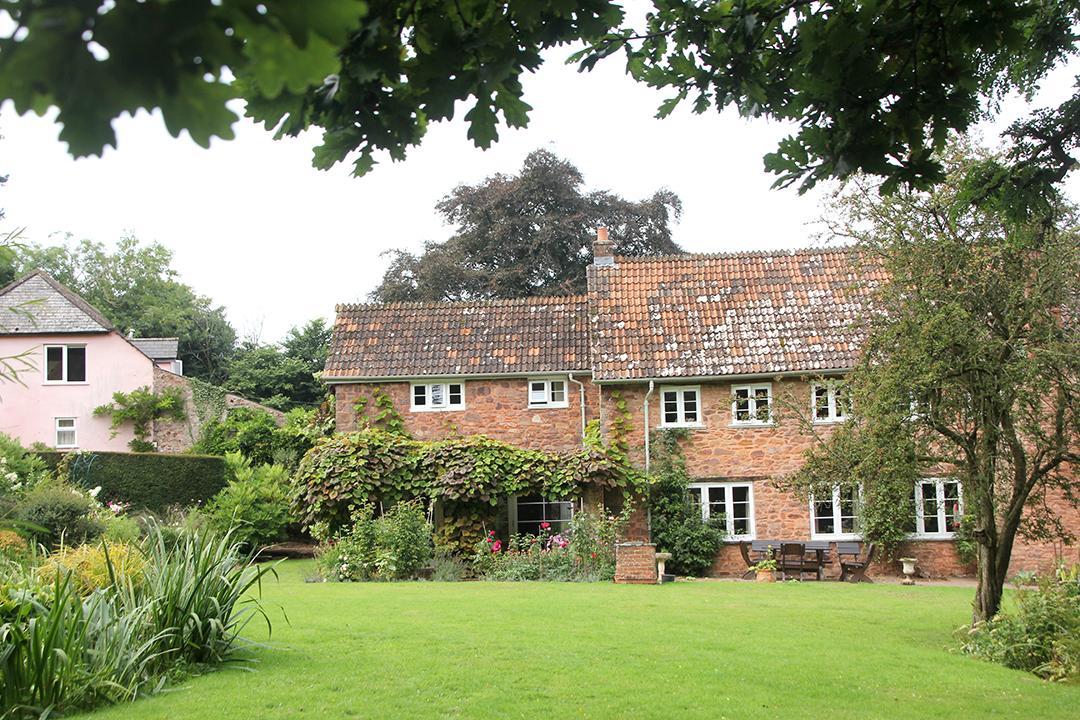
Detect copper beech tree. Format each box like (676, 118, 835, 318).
(788, 148, 1079, 622)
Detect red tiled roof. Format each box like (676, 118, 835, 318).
(587, 247, 883, 380)
(324, 295, 591, 379)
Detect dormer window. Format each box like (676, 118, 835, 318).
(44, 345, 86, 383)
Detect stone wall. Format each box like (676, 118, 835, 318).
(334, 376, 596, 453)
(151, 367, 286, 453)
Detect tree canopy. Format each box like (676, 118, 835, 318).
(786, 146, 1080, 622)
(371, 148, 682, 302)
(2, 1, 1078, 197)
(224, 319, 332, 409)
(1, 236, 237, 382)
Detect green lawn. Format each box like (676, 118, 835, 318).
(74, 560, 1077, 720)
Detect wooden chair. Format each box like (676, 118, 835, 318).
(778, 542, 806, 581)
(738, 542, 756, 579)
(839, 543, 876, 583)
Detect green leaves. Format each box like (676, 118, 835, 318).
(293, 425, 643, 534)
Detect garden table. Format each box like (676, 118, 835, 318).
(746, 539, 832, 580)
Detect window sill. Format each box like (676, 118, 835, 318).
(42, 381, 89, 386)
(657, 423, 705, 430)
(528, 404, 570, 410)
(729, 422, 775, 428)
(723, 536, 756, 544)
(409, 406, 466, 413)
(907, 534, 958, 541)
(812, 418, 848, 425)
(810, 533, 863, 541)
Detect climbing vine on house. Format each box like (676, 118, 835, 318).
(353, 387, 409, 436)
(189, 377, 227, 428)
(647, 427, 725, 576)
(92, 386, 187, 452)
(293, 421, 643, 535)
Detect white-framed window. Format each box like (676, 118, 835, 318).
(44, 345, 87, 383)
(689, 482, 755, 540)
(914, 479, 963, 537)
(731, 383, 772, 425)
(510, 494, 573, 535)
(660, 385, 701, 427)
(811, 485, 861, 539)
(55, 417, 77, 448)
(527, 378, 568, 408)
(812, 381, 851, 423)
(410, 382, 465, 411)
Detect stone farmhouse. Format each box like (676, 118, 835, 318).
(324, 231, 1079, 581)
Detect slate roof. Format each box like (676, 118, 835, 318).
(130, 337, 179, 360)
(0, 270, 113, 334)
(588, 247, 884, 380)
(324, 295, 592, 379)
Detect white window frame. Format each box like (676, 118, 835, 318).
(810, 485, 862, 540)
(527, 378, 568, 409)
(55, 417, 77, 449)
(812, 381, 850, 424)
(410, 381, 465, 412)
(659, 385, 703, 428)
(689, 481, 755, 541)
(43, 344, 87, 384)
(731, 383, 772, 425)
(509, 494, 574, 535)
(913, 478, 963, 539)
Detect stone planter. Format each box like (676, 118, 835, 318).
(756, 569, 775, 583)
(899, 557, 917, 585)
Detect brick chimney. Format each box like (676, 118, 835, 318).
(593, 226, 615, 266)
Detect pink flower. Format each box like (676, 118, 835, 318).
(540, 522, 550, 530)
(491, 540, 502, 553)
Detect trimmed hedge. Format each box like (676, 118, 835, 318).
(36, 450, 228, 512)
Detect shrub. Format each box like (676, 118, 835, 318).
(959, 564, 1080, 681)
(0, 529, 28, 556)
(131, 523, 277, 666)
(38, 450, 228, 512)
(38, 542, 146, 594)
(473, 510, 628, 582)
(102, 515, 142, 544)
(193, 407, 280, 465)
(0, 525, 276, 717)
(0, 432, 49, 498)
(315, 500, 433, 581)
(204, 453, 292, 550)
(14, 483, 106, 548)
(648, 429, 725, 576)
(0, 571, 164, 716)
(650, 513, 726, 577)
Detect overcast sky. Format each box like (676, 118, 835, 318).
(2, 25, 1077, 343)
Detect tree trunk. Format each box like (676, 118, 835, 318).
(973, 539, 1005, 623)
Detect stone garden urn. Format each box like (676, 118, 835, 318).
(899, 557, 918, 585)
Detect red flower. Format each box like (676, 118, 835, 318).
(491, 540, 503, 553)
(590, 552, 597, 559)
(540, 522, 551, 530)
(489, 530, 496, 536)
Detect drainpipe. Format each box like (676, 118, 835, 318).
(643, 380, 655, 476)
(568, 372, 587, 441)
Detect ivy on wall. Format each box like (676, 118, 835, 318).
(92, 386, 187, 452)
(293, 420, 643, 533)
(189, 377, 227, 429)
(353, 386, 409, 436)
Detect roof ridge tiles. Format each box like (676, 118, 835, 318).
(608, 244, 858, 263)
(336, 293, 588, 313)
